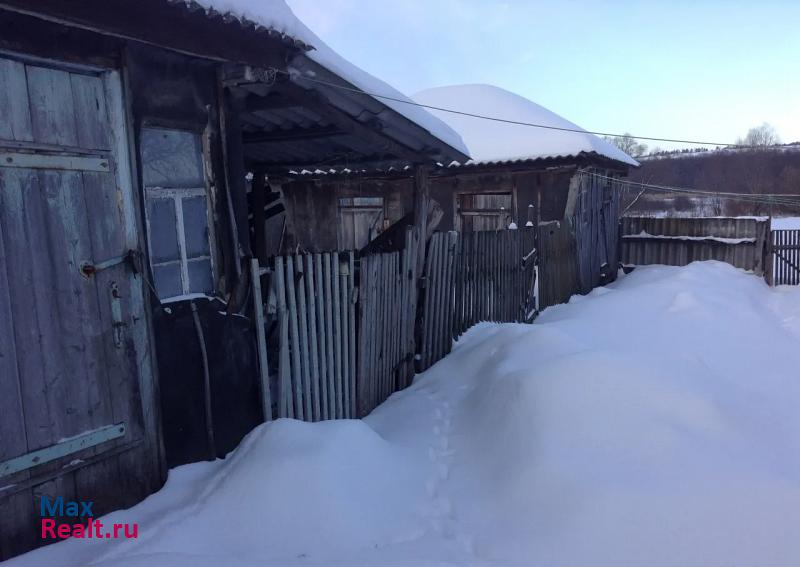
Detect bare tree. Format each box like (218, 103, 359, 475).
(736, 123, 781, 147)
(604, 133, 648, 157)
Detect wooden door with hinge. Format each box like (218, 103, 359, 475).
(0, 52, 158, 558)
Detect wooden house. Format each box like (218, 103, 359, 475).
(0, 0, 467, 559)
(274, 84, 637, 304)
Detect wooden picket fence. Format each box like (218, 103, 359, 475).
(266, 227, 540, 421)
(771, 229, 800, 285)
(272, 251, 357, 421)
(453, 228, 538, 338)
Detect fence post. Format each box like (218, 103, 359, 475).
(250, 259, 272, 422)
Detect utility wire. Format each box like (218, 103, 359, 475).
(582, 170, 800, 209)
(277, 68, 796, 150)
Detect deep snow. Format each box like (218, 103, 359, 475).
(413, 84, 639, 167)
(6, 262, 800, 567)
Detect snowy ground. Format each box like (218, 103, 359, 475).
(6, 262, 800, 567)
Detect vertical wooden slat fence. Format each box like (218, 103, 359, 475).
(537, 220, 580, 309)
(772, 229, 800, 285)
(272, 251, 356, 420)
(418, 231, 458, 371)
(452, 228, 538, 339)
(356, 227, 419, 416)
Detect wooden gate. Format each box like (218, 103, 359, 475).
(0, 54, 159, 558)
(771, 229, 800, 285)
(453, 228, 538, 337)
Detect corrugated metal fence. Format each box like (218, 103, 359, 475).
(620, 216, 770, 275)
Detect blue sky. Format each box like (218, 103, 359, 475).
(288, 0, 800, 151)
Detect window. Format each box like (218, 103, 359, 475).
(141, 127, 214, 300)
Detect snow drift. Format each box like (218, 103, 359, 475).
(7, 262, 800, 567)
(413, 83, 639, 167)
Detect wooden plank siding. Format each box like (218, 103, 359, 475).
(0, 54, 161, 560)
(620, 216, 770, 274)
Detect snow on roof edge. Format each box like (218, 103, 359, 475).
(185, 0, 469, 158)
(413, 84, 639, 168)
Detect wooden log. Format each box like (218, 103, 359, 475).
(420, 235, 436, 370)
(332, 254, 343, 418)
(399, 245, 409, 389)
(295, 255, 312, 420)
(274, 256, 292, 418)
(250, 258, 272, 421)
(285, 256, 304, 420)
(378, 254, 389, 401)
(348, 252, 357, 417)
(403, 227, 419, 387)
(305, 255, 321, 421)
(356, 256, 367, 416)
(314, 253, 329, 420)
(370, 254, 381, 409)
(323, 253, 336, 418)
(412, 166, 430, 277)
(251, 169, 268, 264)
(339, 255, 351, 418)
(392, 252, 402, 391)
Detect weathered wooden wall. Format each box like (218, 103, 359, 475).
(620, 216, 770, 274)
(278, 165, 580, 254)
(0, 21, 164, 560)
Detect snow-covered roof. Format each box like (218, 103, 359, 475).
(185, 0, 469, 158)
(413, 84, 639, 167)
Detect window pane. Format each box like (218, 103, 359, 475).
(182, 196, 210, 258)
(153, 264, 183, 299)
(141, 128, 204, 188)
(187, 259, 213, 294)
(148, 198, 180, 263)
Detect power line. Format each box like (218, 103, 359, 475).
(276, 68, 794, 150)
(582, 170, 800, 209)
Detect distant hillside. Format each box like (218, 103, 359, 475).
(624, 145, 800, 217)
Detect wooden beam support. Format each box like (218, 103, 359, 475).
(251, 168, 268, 264)
(273, 82, 422, 163)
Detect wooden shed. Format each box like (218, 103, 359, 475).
(273, 84, 637, 305)
(0, 0, 467, 559)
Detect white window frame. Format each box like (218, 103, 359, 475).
(141, 127, 216, 300)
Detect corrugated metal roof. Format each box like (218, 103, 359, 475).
(166, 0, 313, 50)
